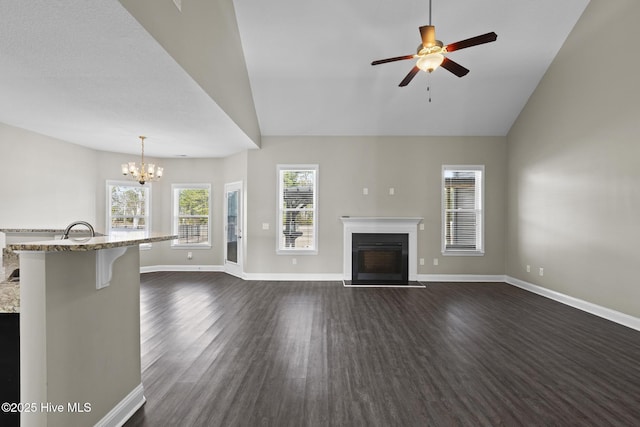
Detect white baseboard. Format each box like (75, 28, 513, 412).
(135, 267, 640, 332)
(418, 274, 507, 283)
(140, 265, 224, 273)
(94, 383, 145, 427)
(139, 270, 502, 283)
(242, 272, 343, 281)
(223, 269, 245, 279)
(505, 276, 640, 332)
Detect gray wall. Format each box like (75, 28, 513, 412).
(246, 136, 507, 276)
(94, 151, 227, 268)
(0, 123, 97, 228)
(0, 128, 508, 277)
(48, 248, 141, 427)
(506, 0, 640, 317)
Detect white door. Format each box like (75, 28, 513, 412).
(224, 182, 243, 277)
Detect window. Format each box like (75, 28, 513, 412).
(172, 184, 211, 248)
(107, 181, 150, 241)
(442, 165, 484, 255)
(277, 165, 318, 254)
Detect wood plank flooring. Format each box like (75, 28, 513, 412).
(125, 272, 640, 426)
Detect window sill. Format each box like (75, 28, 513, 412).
(171, 243, 212, 250)
(277, 249, 318, 256)
(442, 250, 484, 257)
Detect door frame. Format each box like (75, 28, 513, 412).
(223, 181, 243, 278)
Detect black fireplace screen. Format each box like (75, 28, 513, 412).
(352, 233, 408, 284)
(360, 249, 402, 274)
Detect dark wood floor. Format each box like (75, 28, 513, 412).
(125, 272, 640, 427)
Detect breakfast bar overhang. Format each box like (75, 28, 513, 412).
(10, 233, 176, 427)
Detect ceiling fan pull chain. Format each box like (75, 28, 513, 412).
(427, 74, 432, 103)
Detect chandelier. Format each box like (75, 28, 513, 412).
(121, 136, 164, 185)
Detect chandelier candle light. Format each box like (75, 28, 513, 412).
(121, 136, 163, 185)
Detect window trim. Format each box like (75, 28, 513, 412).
(106, 180, 152, 250)
(276, 164, 319, 255)
(441, 165, 485, 256)
(171, 183, 212, 249)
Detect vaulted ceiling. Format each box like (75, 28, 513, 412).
(0, 0, 590, 158)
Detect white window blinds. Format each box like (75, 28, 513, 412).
(442, 166, 484, 254)
(277, 165, 318, 253)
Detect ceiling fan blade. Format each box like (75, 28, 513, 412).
(440, 57, 469, 77)
(371, 55, 415, 66)
(445, 32, 497, 53)
(399, 66, 420, 87)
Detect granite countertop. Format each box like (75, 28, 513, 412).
(8, 233, 177, 252)
(0, 228, 104, 236)
(0, 228, 67, 233)
(0, 280, 19, 313)
(0, 233, 177, 313)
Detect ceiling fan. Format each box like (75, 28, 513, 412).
(371, 0, 497, 87)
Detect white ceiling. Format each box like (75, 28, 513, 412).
(0, 0, 589, 158)
(0, 0, 256, 158)
(234, 0, 590, 136)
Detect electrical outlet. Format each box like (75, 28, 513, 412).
(539, 267, 544, 276)
(389, 187, 395, 195)
(363, 187, 369, 195)
(292, 258, 297, 265)
(419, 223, 425, 230)
(187, 252, 193, 260)
(433, 258, 439, 266)
(419, 258, 425, 266)
(526, 265, 531, 273)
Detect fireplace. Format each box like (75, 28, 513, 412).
(352, 233, 408, 284)
(341, 216, 422, 283)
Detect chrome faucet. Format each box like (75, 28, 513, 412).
(61, 221, 95, 240)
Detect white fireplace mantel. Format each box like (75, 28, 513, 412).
(340, 216, 423, 281)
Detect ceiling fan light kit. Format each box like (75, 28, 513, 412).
(371, 0, 497, 87)
(416, 52, 444, 73)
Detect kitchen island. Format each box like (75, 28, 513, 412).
(9, 233, 176, 427)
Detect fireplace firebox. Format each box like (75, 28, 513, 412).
(351, 233, 409, 284)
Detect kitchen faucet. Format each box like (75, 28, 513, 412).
(61, 221, 95, 240)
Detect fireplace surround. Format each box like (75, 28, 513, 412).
(341, 217, 422, 283)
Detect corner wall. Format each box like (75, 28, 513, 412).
(506, 0, 640, 317)
(0, 123, 97, 228)
(94, 151, 228, 269)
